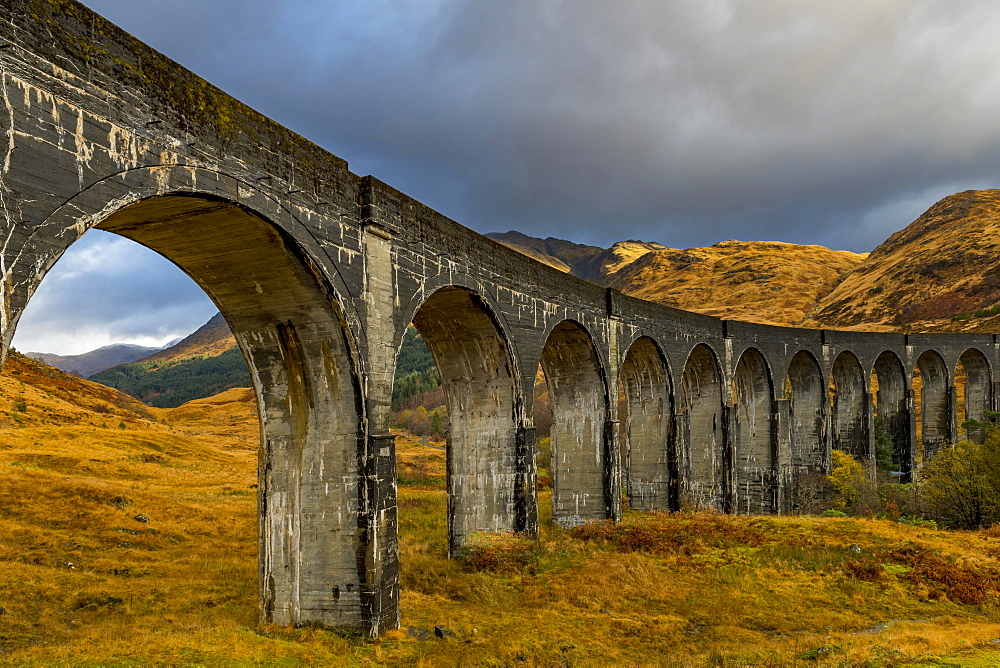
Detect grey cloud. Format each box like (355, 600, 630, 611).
(80, 1, 1000, 251)
(12, 231, 217, 355)
(21, 1, 1000, 352)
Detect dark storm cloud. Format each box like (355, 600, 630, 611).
(16, 1, 1000, 352)
(79, 0, 1000, 252)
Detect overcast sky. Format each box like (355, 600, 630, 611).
(13, 0, 1000, 354)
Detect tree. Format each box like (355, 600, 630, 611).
(920, 432, 1000, 529)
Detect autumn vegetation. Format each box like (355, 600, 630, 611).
(1, 353, 1000, 663)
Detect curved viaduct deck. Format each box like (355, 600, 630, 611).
(1, 0, 995, 636)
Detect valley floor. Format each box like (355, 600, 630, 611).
(3, 359, 1000, 664)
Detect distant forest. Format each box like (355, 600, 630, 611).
(91, 326, 441, 409)
(89, 348, 251, 408)
(392, 326, 440, 408)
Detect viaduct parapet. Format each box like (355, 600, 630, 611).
(0, 0, 994, 636)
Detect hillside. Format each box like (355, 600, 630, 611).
(4, 354, 1000, 663)
(609, 240, 866, 326)
(491, 190, 1000, 330)
(812, 190, 1000, 330)
(26, 343, 164, 377)
(140, 312, 236, 364)
(490, 230, 865, 326)
(89, 347, 252, 408)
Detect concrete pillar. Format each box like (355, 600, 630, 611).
(722, 404, 735, 513)
(604, 419, 623, 522)
(773, 398, 791, 514)
(947, 384, 958, 445)
(358, 178, 401, 634)
(515, 425, 538, 536)
(906, 388, 919, 469)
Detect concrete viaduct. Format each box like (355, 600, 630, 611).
(1, 0, 996, 636)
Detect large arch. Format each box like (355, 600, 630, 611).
(540, 320, 611, 527)
(732, 348, 775, 514)
(680, 343, 726, 511)
(3, 173, 375, 631)
(831, 351, 869, 461)
(406, 286, 522, 554)
(786, 351, 825, 473)
(957, 348, 992, 443)
(915, 350, 951, 461)
(872, 351, 911, 478)
(619, 336, 674, 511)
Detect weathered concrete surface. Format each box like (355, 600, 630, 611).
(1, 0, 999, 636)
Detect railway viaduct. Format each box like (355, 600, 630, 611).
(1, 0, 996, 636)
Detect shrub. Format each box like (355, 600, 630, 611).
(827, 450, 866, 512)
(460, 532, 539, 574)
(920, 433, 1000, 529)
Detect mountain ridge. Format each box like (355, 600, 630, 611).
(27, 343, 165, 378)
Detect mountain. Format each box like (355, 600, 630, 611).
(88, 312, 249, 409)
(139, 312, 236, 364)
(486, 231, 606, 277)
(811, 190, 1000, 330)
(489, 230, 865, 326)
(89, 348, 251, 409)
(26, 343, 164, 377)
(608, 241, 866, 326)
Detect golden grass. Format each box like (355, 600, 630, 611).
(6, 354, 1000, 664)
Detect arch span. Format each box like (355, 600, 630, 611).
(99, 195, 368, 629)
(831, 351, 869, 461)
(732, 348, 775, 514)
(915, 350, 951, 461)
(680, 343, 725, 511)
(872, 351, 911, 478)
(620, 336, 674, 511)
(958, 348, 992, 443)
(406, 286, 524, 554)
(786, 351, 825, 473)
(540, 320, 611, 527)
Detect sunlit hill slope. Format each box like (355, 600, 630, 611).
(492, 189, 1000, 331)
(6, 353, 1000, 663)
(811, 189, 1000, 330)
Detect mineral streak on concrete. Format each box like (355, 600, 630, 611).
(2, 0, 1000, 636)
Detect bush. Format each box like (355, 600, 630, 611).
(920, 433, 1000, 529)
(460, 532, 539, 574)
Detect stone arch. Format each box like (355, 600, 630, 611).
(786, 351, 825, 474)
(404, 285, 523, 554)
(3, 172, 372, 631)
(679, 343, 725, 511)
(871, 351, 911, 478)
(619, 335, 674, 511)
(957, 348, 992, 443)
(915, 350, 951, 461)
(6, 166, 361, 352)
(831, 351, 869, 460)
(732, 348, 775, 514)
(539, 320, 611, 527)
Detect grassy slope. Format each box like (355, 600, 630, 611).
(5, 355, 1000, 664)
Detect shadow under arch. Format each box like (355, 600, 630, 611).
(871, 351, 911, 479)
(3, 186, 377, 632)
(957, 348, 992, 443)
(619, 335, 675, 512)
(679, 343, 725, 511)
(402, 285, 525, 555)
(915, 349, 951, 461)
(831, 351, 868, 461)
(539, 320, 611, 527)
(732, 347, 775, 514)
